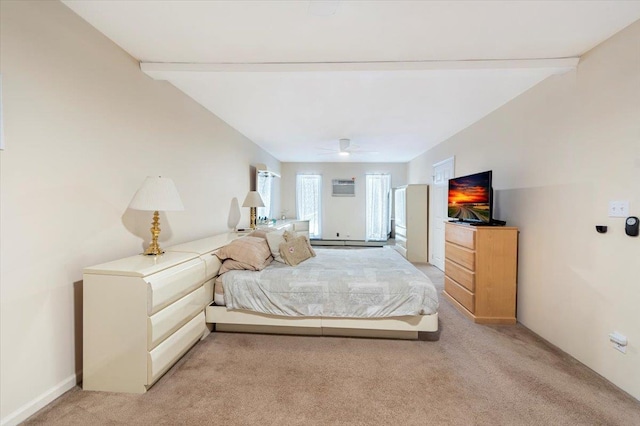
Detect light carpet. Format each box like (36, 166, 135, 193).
(24, 264, 640, 425)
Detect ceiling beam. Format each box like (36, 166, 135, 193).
(140, 58, 579, 80)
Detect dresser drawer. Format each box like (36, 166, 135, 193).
(445, 224, 475, 250)
(395, 234, 407, 249)
(445, 277, 475, 313)
(146, 258, 206, 315)
(395, 225, 407, 238)
(202, 252, 222, 281)
(445, 242, 475, 270)
(445, 259, 475, 292)
(147, 312, 204, 386)
(147, 286, 207, 350)
(203, 277, 215, 306)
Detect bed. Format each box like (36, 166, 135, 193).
(204, 232, 439, 340)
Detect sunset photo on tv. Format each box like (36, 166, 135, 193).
(448, 172, 491, 222)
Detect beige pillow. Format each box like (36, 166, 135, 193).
(219, 258, 272, 274)
(265, 230, 287, 263)
(279, 236, 313, 266)
(283, 230, 316, 257)
(216, 236, 272, 270)
(248, 229, 270, 239)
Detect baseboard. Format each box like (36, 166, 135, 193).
(1, 373, 78, 426)
(311, 240, 386, 247)
(347, 240, 386, 247)
(311, 240, 346, 246)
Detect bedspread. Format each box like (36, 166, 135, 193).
(221, 247, 438, 318)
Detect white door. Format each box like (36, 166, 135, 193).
(430, 157, 454, 270)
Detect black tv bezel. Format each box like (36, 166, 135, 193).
(447, 170, 493, 224)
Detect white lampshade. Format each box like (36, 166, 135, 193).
(128, 176, 184, 212)
(242, 191, 265, 208)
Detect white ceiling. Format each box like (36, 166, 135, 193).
(62, 1, 640, 163)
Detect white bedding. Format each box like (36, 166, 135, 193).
(220, 247, 438, 318)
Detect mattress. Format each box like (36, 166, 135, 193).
(218, 247, 438, 318)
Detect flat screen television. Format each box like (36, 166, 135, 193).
(448, 170, 493, 224)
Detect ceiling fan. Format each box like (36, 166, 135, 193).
(317, 138, 378, 156)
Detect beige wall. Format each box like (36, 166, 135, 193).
(0, 2, 279, 423)
(281, 162, 407, 240)
(409, 21, 640, 399)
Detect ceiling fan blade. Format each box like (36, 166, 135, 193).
(316, 139, 378, 156)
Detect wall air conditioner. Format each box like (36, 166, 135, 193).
(332, 179, 355, 197)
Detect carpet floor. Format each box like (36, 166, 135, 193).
(25, 264, 640, 425)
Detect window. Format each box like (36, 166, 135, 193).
(256, 172, 273, 219)
(365, 173, 391, 241)
(296, 174, 322, 239)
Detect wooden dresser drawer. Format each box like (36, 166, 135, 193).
(445, 242, 475, 270)
(444, 259, 475, 292)
(445, 277, 475, 313)
(445, 224, 475, 249)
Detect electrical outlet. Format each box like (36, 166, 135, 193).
(613, 343, 627, 354)
(608, 201, 629, 218)
(609, 332, 627, 354)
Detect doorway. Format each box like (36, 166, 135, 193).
(431, 157, 454, 270)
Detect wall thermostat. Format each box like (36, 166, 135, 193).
(625, 216, 639, 237)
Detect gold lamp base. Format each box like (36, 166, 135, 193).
(144, 210, 165, 256)
(250, 207, 257, 229)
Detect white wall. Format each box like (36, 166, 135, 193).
(0, 2, 279, 424)
(408, 21, 640, 400)
(281, 162, 406, 240)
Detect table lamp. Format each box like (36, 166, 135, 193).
(242, 191, 265, 229)
(128, 176, 184, 255)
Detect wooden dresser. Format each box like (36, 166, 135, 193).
(83, 233, 236, 393)
(442, 222, 518, 324)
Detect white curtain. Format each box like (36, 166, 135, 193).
(296, 174, 322, 239)
(257, 173, 272, 219)
(365, 174, 391, 241)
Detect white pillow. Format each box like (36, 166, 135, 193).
(265, 230, 286, 263)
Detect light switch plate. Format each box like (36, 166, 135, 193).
(609, 201, 629, 218)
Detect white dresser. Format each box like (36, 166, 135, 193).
(393, 184, 428, 263)
(256, 219, 310, 238)
(83, 233, 237, 393)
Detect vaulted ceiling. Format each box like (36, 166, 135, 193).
(62, 1, 640, 162)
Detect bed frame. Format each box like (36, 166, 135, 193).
(205, 304, 439, 341)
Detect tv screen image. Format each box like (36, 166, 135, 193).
(448, 170, 492, 223)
